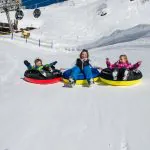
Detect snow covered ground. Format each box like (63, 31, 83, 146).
(0, 35, 150, 150)
(0, 0, 150, 150)
(1, 0, 150, 48)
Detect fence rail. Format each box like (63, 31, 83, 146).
(0, 33, 54, 48)
(0, 33, 80, 51)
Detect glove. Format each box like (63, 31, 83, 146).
(50, 61, 57, 66)
(137, 61, 142, 65)
(24, 60, 31, 67)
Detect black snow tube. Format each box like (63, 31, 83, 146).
(100, 68, 143, 86)
(24, 69, 62, 84)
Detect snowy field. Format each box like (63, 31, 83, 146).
(0, 36, 150, 150)
(0, 0, 150, 150)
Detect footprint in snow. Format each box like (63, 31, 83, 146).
(120, 141, 129, 150)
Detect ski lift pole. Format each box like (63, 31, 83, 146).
(3, 7, 14, 38)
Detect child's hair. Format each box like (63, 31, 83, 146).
(119, 54, 128, 63)
(34, 58, 42, 64)
(80, 49, 89, 58)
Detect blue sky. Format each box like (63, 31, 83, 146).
(22, 0, 65, 9)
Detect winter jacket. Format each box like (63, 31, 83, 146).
(106, 60, 141, 70)
(76, 58, 90, 70)
(24, 61, 57, 71)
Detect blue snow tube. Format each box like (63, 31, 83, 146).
(62, 68, 100, 85)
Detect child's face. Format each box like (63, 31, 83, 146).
(35, 61, 42, 67)
(81, 52, 88, 59)
(119, 56, 127, 63)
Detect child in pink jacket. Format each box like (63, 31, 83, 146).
(106, 55, 142, 80)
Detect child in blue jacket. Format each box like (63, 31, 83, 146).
(69, 49, 93, 85)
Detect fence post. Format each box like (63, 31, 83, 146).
(39, 39, 40, 47)
(26, 37, 27, 43)
(11, 32, 13, 40)
(51, 41, 53, 48)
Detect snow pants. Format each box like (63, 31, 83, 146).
(71, 66, 93, 81)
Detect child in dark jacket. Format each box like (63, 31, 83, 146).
(106, 55, 142, 80)
(24, 58, 57, 77)
(69, 49, 93, 85)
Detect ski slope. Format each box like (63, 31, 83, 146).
(0, 35, 150, 150)
(0, 0, 150, 150)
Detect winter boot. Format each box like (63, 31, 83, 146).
(112, 70, 118, 80)
(87, 79, 94, 87)
(69, 78, 76, 86)
(123, 70, 129, 80)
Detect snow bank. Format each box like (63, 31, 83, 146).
(78, 24, 150, 49)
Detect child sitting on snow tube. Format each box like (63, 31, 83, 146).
(69, 49, 94, 86)
(24, 58, 59, 77)
(106, 54, 142, 80)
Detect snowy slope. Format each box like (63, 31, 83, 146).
(0, 0, 150, 150)
(0, 36, 150, 150)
